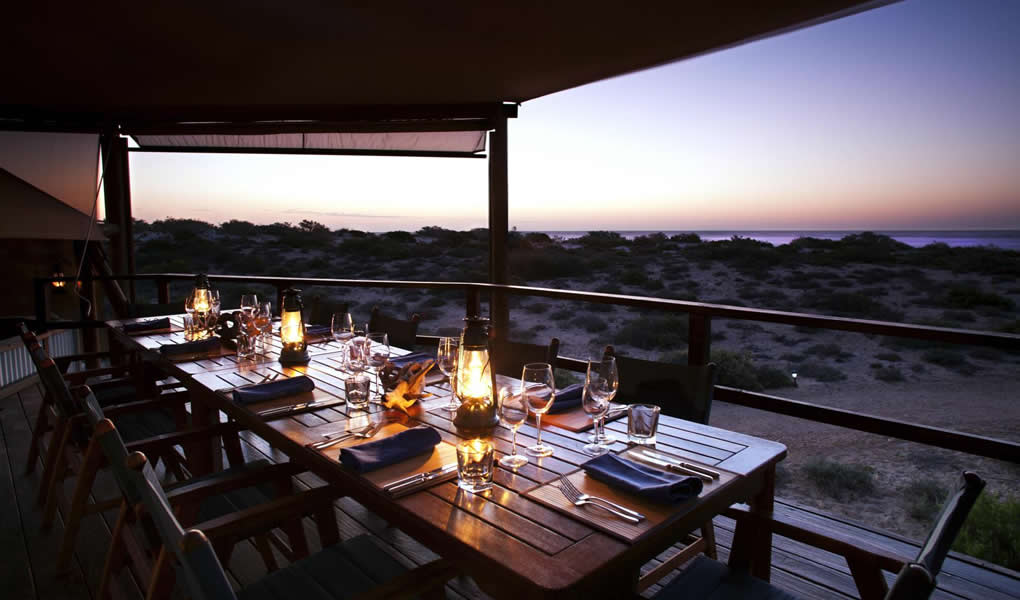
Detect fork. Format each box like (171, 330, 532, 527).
(558, 476, 645, 522)
(309, 421, 384, 450)
(216, 372, 279, 393)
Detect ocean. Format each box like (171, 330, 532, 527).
(535, 230, 1020, 251)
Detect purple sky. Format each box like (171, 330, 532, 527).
(129, 0, 1020, 231)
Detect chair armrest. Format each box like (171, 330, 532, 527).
(126, 421, 245, 457)
(191, 486, 339, 540)
(98, 391, 190, 418)
(353, 559, 459, 600)
(165, 462, 305, 504)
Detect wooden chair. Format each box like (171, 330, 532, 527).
(368, 306, 421, 349)
(603, 345, 717, 423)
(492, 337, 560, 378)
(76, 389, 342, 599)
(653, 472, 985, 600)
(123, 450, 458, 600)
(303, 295, 349, 327)
(603, 346, 720, 588)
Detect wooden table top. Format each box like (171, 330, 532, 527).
(108, 314, 787, 599)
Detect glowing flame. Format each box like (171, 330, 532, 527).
(192, 288, 211, 313)
(280, 309, 304, 346)
(456, 348, 492, 401)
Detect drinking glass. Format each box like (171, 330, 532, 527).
(255, 301, 272, 354)
(366, 332, 390, 401)
(345, 374, 371, 410)
(240, 293, 259, 314)
(331, 312, 354, 344)
(436, 337, 460, 412)
(457, 439, 494, 493)
(235, 311, 257, 361)
(627, 404, 660, 445)
(346, 336, 369, 374)
(497, 386, 529, 468)
(582, 356, 616, 455)
(523, 363, 556, 457)
(589, 356, 620, 445)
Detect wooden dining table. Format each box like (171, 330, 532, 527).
(107, 314, 787, 599)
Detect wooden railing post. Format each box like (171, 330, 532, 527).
(688, 314, 711, 366)
(157, 278, 171, 304)
(465, 289, 480, 318)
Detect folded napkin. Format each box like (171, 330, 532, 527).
(159, 338, 221, 358)
(232, 375, 315, 406)
(388, 352, 434, 368)
(546, 383, 584, 414)
(339, 426, 441, 473)
(123, 317, 171, 333)
(305, 325, 331, 338)
(581, 453, 703, 504)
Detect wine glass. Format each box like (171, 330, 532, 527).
(436, 337, 460, 412)
(345, 335, 369, 374)
(240, 293, 259, 314)
(523, 363, 556, 457)
(498, 386, 529, 468)
(366, 332, 390, 402)
(582, 356, 617, 455)
(331, 312, 354, 344)
(255, 301, 273, 354)
(591, 356, 621, 445)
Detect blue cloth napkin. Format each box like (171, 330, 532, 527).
(389, 352, 434, 368)
(232, 375, 316, 405)
(546, 384, 584, 414)
(581, 453, 703, 504)
(123, 317, 171, 333)
(159, 338, 221, 358)
(339, 426, 441, 473)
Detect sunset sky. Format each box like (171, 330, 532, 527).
(128, 0, 1020, 232)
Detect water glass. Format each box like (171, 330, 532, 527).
(627, 404, 660, 445)
(345, 374, 371, 410)
(366, 332, 389, 401)
(436, 337, 459, 412)
(497, 386, 528, 468)
(457, 439, 495, 493)
(236, 330, 257, 362)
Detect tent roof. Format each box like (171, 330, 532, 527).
(3, 1, 891, 129)
(0, 168, 105, 241)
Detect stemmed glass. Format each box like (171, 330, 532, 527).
(436, 337, 459, 412)
(523, 363, 556, 458)
(331, 312, 354, 344)
(582, 356, 618, 456)
(366, 332, 390, 402)
(255, 301, 272, 355)
(498, 386, 529, 468)
(240, 293, 259, 314)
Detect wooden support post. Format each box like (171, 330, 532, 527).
(101, 133, 136, 302)
(688, 313, 711, 366)
(34, 277, 48, 329)
(488, 109, 510, 341)
(157, 278, 171, 304)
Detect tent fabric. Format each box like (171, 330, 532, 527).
(0, 132, 99, 216)
(133, 131, 487, 153)
(0, 168, 105, 241)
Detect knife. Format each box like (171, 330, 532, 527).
(627, 451, 714, 483)
(383, 463, 458, 493)
(258, 398, 346, 417)
(640, 450, 721, 479)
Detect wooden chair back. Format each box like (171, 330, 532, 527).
(493, 338, 560, 378)
(368, 306, 421, 349)
(32, 343, 81, 420)
(885, 472, 985, 600)
(75, 386, 145, 506)
(603, 346, 717, 424)
(303, 296, 349, 327)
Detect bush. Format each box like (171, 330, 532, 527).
(509, 249, 588, 280)
(576, 231, 627, 249)
(875, 352, 902, 362)
(620, 269, 649, 286)
(756, 366, 795, 389)
(904, 479, 948, 521)
(954, 493, 1020, 570)
(614, 315, 689, 350)
(803, 459, 875, 501)
(922, 348, 979, 375)
(874, 366, 905, 382)
(799, 290, 903, 321)
(943, 286, 1015, 310)
(711, 350, 762, 391)
(524, 302, 550, 314)
(795, 361, 847, 382)
(571, 315, 608, 333)
(549, 308, 574, 321)
(806, 343, 852, 361)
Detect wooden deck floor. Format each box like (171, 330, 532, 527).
(3, 379, 1018, 600)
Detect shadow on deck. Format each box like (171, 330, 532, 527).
(3, 380, 1017, 600)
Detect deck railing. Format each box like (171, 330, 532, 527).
(32, 272, 1020, 465)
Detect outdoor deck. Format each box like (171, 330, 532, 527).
(3, 379, 1017, 600)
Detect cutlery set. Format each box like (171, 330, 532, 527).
(556, 476, 645, 523)
(382, 463, 458, 494)
(626, 449, 720, 482)
(308, 421, 385, 449)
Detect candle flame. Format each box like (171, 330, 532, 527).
(456, 349, 492, 401)
(280, 309, 304, 345)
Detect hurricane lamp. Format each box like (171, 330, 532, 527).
(453, 316, 499, 434)
(279, 287, 310, 365)
(51, 267, 66, 290)
(189, 273, 213, 314)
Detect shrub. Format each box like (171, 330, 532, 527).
(614, 315, 690, 350)
(620, 269, 649, 286)
(795, 361, 847, 382)
(571, 315, 608, 333)
(922, 348, 979, 375)
(943, 286, 1015, 310)
(756, 366, 795, 389)
(524, 302, 550, 314)
(799, 290, 904, 321)
(780, 353, 806, 363)
(806, 343, 852, 361)
(903, 479, 948, 521)
(874, 366, 905, 382)
(576, 231, 627, 249)
(509, 249, 587, 280)
(954, 493, 1020, 570)
(941, 309, 977, 323)
(711, 350, 762, 391)
(803, 459, 875, 501)
(549, 308, 574, 321)
(875, 352, 902, 362)
(671, 233, 702, 244)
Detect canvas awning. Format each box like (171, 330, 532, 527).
(132, 130, 488, 156)
(0, 168, 104, 241)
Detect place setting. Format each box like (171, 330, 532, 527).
(216, 372, 348, 418)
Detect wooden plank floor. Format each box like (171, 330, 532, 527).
(3, 378, 1018, 600)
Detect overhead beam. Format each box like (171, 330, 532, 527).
(128, 146, 486, 159)
(125, 118, 496, 137)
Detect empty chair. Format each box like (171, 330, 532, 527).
(604, 345, 717, 423)
(123, 450, 457, 600)
(492, 337, 560, 378)
(302, 296, 349, 327)
(653, 472, 985, 600)
(368, 305, 421, 349)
